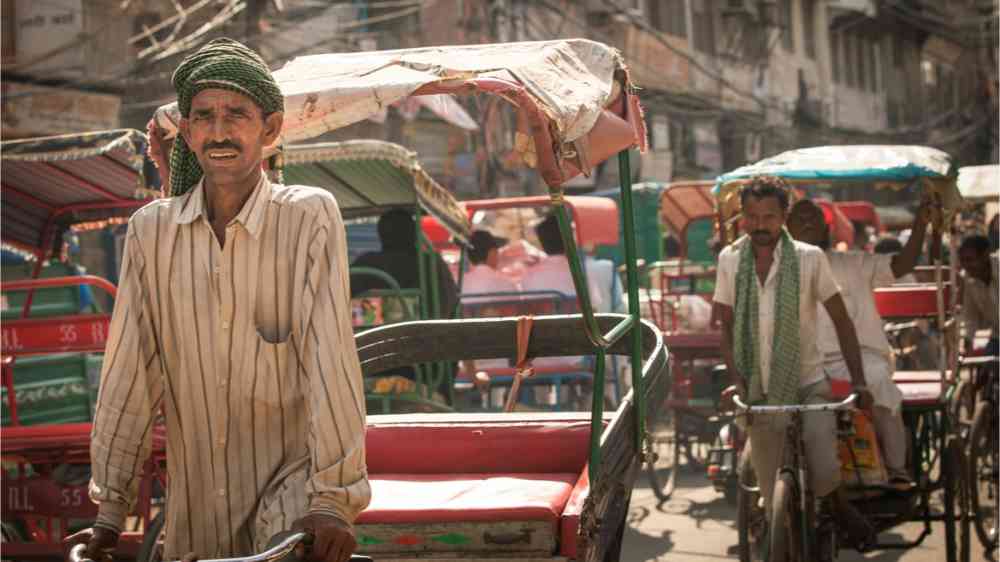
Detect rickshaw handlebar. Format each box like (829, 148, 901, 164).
(731, 393, 857, 414)
(70, 532, 374, 562)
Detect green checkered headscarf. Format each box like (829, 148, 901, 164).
(732, 228, 801, 406)
(169, 37, 284, 196)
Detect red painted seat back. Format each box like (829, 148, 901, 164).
(365, 418, 593, 475)
(873, 284, 951, 319)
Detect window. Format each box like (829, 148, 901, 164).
(2, 1, 15, 65)
(650, 0, 688, 39)
(830, 32, 841, 84)
(802, 0, 816, 59)
(893, 34, 905, 68)
(856, 35, 867, 90)
(692, 1, 716, 55)
(779, 0, 794, 52)
(867, 40, 878, 92)
(844, 34, 856, 88)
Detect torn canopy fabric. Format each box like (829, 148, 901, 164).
(152, 39, 646, 188)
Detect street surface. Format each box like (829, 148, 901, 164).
(622, 468, 991, 562)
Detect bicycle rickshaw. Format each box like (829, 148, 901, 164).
(713, 145, 967, 562)
(956, 163, 999, 557)
(276, 139, 472, 414)
(442, 195, 627, 412)
(139, 38, 668, 562)
(0, 129, 164, 559)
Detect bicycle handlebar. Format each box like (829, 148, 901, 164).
(70, 532, 373, 562)
(731, 393, 857, 414)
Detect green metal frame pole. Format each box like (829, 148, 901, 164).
(589, 349, 606, 485)
(617, 150, 646, 453)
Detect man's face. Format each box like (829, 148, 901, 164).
(960, 247, 990, 281)
(179, 88, 282, 187)
(741, 195, 786, 248)
(486, 247, 500, 269)
(786, 202, 830, 249)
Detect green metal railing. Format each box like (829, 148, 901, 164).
(551, 150, 646, 486)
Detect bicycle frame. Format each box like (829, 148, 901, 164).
(733, 393, 857, 560)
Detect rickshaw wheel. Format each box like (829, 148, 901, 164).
(943, 435, 971, 562)
(769, 472, 802, 562)
(737, 445, 766, 562)
(949, 379, 975, 427)
(969, 401, 999, 553)
(645, 403, 678, 502)
(137, 511, 165, 562)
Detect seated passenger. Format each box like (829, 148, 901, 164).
(959, 234, 999, 355)
(521, 214, 602, 311)
(462, 230, 518, 300)
(351, 209, 458, 319)
(787, 198, 936, 486)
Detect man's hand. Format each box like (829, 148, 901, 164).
(721, 380, 747, 411)
(292, 513, 357, 562)
(63, 527, 119, 562)
(853, 386, 875, 414)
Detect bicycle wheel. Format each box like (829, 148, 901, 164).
(769, 472, 802, 562)
(949, 379, 975, 427)
(737, 444, 766, 562)
(969, 400, 999, 553)
(645, 400, 678, 502)
(943, 435, 968, 562)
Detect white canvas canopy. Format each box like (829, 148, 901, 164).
(957, 164, 1000, 203)
(152, 39, 646, 188)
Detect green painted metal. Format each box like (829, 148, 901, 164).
(357, 535, 384, 546)
(548, 150, 645, 487)
(1, 353, 101, 426)
(431, 533, 471, 545)
(617, 150, 646, 454)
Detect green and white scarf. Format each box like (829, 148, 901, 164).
(733, 228, 801, 405)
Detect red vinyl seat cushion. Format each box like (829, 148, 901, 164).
(358, 473, 577, 525)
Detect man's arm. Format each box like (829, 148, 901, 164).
(89, 227, 163, 533)
(822, 294, 872, 410)
(716, 303, 745, 395)
(299, 196, 371, 528)
(963, 281, 984, 352)
(891, 197, 935, 278)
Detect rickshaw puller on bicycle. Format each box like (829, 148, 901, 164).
(787, 196, 942, 488)
(714, 176, 876, 547)
(67, 38, 370, 562)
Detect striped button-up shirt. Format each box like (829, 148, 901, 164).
(89, 175, 370, 558)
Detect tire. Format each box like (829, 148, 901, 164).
(968, 401, 999, 554)
(737, 444, 765, 562)
(943, 436, 965, 562)
(137, 511, 165, 562)
(646, 402, 678, 502)
(949, 379, 974, 427)
(769, 472, 802, 562)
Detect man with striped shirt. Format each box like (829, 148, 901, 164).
(69, 39, 370, 562)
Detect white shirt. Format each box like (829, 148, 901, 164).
(461, 264, 520, 299)
(713, 236, 841, 393)
(816, 251, 896, 359)
(520, 255, 603, 311)
(585, 257, 625, 313)
(963, 254, 999, 338)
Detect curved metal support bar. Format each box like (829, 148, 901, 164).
(2, 274, 119, 298)
(349, 266, 404, 291)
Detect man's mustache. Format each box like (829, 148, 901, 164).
(751, 230, 772, 237)
(202, 140, 241, 152)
